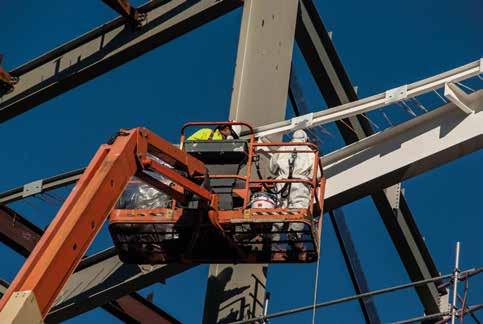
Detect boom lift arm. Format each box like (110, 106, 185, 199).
(0, 127, 212, 323)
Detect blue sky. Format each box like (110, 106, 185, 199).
(0, 0, 481, 323)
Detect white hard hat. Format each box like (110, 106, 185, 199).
(292, 129, 308, 142)
(231, 125, 241, 137)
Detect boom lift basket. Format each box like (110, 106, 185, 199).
(109, 122, 326, 264)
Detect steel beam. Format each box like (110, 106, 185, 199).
(203, 264, 268, 323)
(249, 60, 480, 139)
(0, 206, 182, 323)
(204, 1, 299, 323)
(48, 253, 194, 323)
(0, 206, 43, 256)
(294, 0, 447, 314)
(289, 70, 381, 324)
(102, 0, 146, 27)
(329, 210, 381, 324)
(1, 91, 479, 322)
(0, 168, 84, 205)
(228, 0, 298, 127)
(99, 292, 182, 324)
(323, 90, 483, 209)
(0, 0, 242, 123)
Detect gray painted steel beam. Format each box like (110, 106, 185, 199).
(48, 252, 194, 323)
(0, 205, 182, 323)
(203, 264, 268, 323)
(228, 0, 298, 127)
(0, 0, 242, 123)
(0, 168, 84, 205)
(294, 0, 446, 314)
(0, 92, 479, 322)
(204, 1, 299, 323)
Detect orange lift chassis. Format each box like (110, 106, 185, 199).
(0, 123, 326, 323)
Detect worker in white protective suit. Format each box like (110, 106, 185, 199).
(270, 129, 314, 256)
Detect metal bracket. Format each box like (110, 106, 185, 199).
(22, 180, 43, 198)
(385, 183, 402, 210)
(102, 0, 147, 28)
(444, 82, 474, 114)
(438, 290, 450, 313)
(291, 112, 313, 131)
(385, 85, 408, 104)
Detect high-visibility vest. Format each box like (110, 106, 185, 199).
(187, 128, 224, 141)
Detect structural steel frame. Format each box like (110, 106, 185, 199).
(293, 0, 450, 315)
(0, 0, 480, 322)
(0, 88, 481, 321)
(289, 70, 381, 323)
(0, 0, 243, 123)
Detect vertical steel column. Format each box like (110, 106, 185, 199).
(203, 264, 269, 323)
(203, 0, 299, 323)
(229, 0, 298, 126)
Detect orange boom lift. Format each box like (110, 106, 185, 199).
(0, 122, 325, 323)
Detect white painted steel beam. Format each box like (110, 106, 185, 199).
(444, 82, 476, 114)
(323, 90, 483, 210)
(249, 59, 482, 139)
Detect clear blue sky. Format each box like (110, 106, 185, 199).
(0, 0, 481, 323)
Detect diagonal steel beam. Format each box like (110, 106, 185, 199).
(0, 90, 480, 322)
(0, 0, 242, 123)
(48, 253, 194, 323)
(294, 0, 447, 315)
(0, 206, 43, 256)
(289, 70, 381, 324)
(0, 205, 182, 323)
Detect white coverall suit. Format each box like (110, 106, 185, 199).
(270, 130, 314, 249)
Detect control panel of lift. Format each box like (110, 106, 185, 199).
(109, 122, 326, 264)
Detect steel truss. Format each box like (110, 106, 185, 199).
(0, 0, 481, 322)
(0, 75, 480, 322)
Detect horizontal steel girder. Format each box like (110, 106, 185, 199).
(0, 0, 242, 123)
